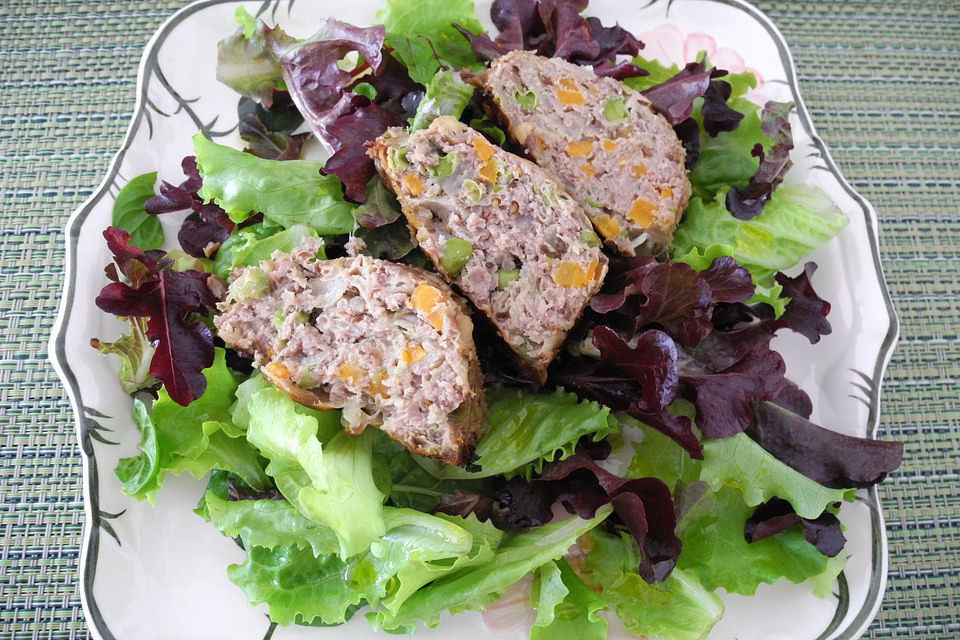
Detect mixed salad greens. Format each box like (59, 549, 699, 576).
(91, 0, 903, 637)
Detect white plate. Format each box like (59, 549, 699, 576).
(49, 0, 899, 639)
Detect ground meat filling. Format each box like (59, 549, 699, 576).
(476, 50, 692, 254)
(371, 116, 608, 381)
(214, 240, 484, 464)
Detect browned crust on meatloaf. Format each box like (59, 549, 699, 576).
(214, 240, 486, 466)
(468, 51, 692, 255)
(370, 116, 608, 383)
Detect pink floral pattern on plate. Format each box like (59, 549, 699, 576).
(637, 24, 767, 102)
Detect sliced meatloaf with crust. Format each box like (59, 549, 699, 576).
(370, 116, 608, 383)
(214, 238, 486, 465)
(470, 50, 691, 254)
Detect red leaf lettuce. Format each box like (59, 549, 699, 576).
(95, 227, 217, 406)
(455, 0, 646, 79)
(748, 402, 904, 490)
(725, 100, 795, 220)
(142, 155, 236, 260)
(744, 497, 845, 558)
(499, 452, 681, 583)
(216, 15, 424, 203)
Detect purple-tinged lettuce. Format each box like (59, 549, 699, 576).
(771, 263, 833, 343)
(141, 155, 236, 260)
(499, 452, 681, 583)
(95, 227, 217, 406)
(726, 100, 795, 220)
(640, 61, 713, 125)
(456, 0, 645, 78)
(748, 401, 904, 490)
(144, 156, 203, 215)
(323, 103, 404, 201)
(744, 498, 845, 558)
(639, 60, 744, 139)
(178, 206, 236, 259)
(556, 256, 765, 454)
(679, 344, 785, 439)
(590, 256, 751, 348)
(215, 13, 424, 204)
(698, 79, 745, 136)
(280, 20, 386, 137)
(215, 8, 295, 106)
(239, 111, 309, 161)
(551, 331, 702, 459)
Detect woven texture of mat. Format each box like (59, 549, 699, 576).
(1, 0, 957, 638)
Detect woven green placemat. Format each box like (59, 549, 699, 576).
(1, 1, 957, 638)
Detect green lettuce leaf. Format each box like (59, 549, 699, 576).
(170, 420, 273, 488)
(687, 98, 764, 200)
(582, 529, 723, 640)
(435, 386, 615, 480)
(115, 399, 160, 498)
(111, 171, 164, 250)
(90, 316, 157, 394)
(626, 415, 849, 599)
(292, 430, 388, 558)
(226, 506, 499, 626)
(372, 507, 612, 632)
(213, 222, 320, 280)
(530, 560, 608, 640)
(623, 57, 680, 92)
(809, 551, 849, 599)
(228, 541, 375, 626)
(238, 379, 387, 558)
(699, 433, 854, 519)
(241, 380, 338, 489)
(410, 69, 474, 130)
(673, 186, 848, 275)
(672, 185, 848, 314)
(626, 413, 700, 489)
(230, 374, 272, 432)
(723, 71, 759, 100)
(627, 413, 853, 521)
(193, 134, 355, 232)
(115, 349, 269, 502)
(678, 487, 845, 595)
(469, 115, 507, 146)
(200, 489, 339, 557)
(377, 0, 484, 85)
(375, 509, 503, 613)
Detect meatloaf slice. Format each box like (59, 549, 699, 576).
(471, 50, 691, 254)
(214, 238, 485, 465)
(369, 116, 608, 383)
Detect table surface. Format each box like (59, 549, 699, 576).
(2, 0, 958, 638)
